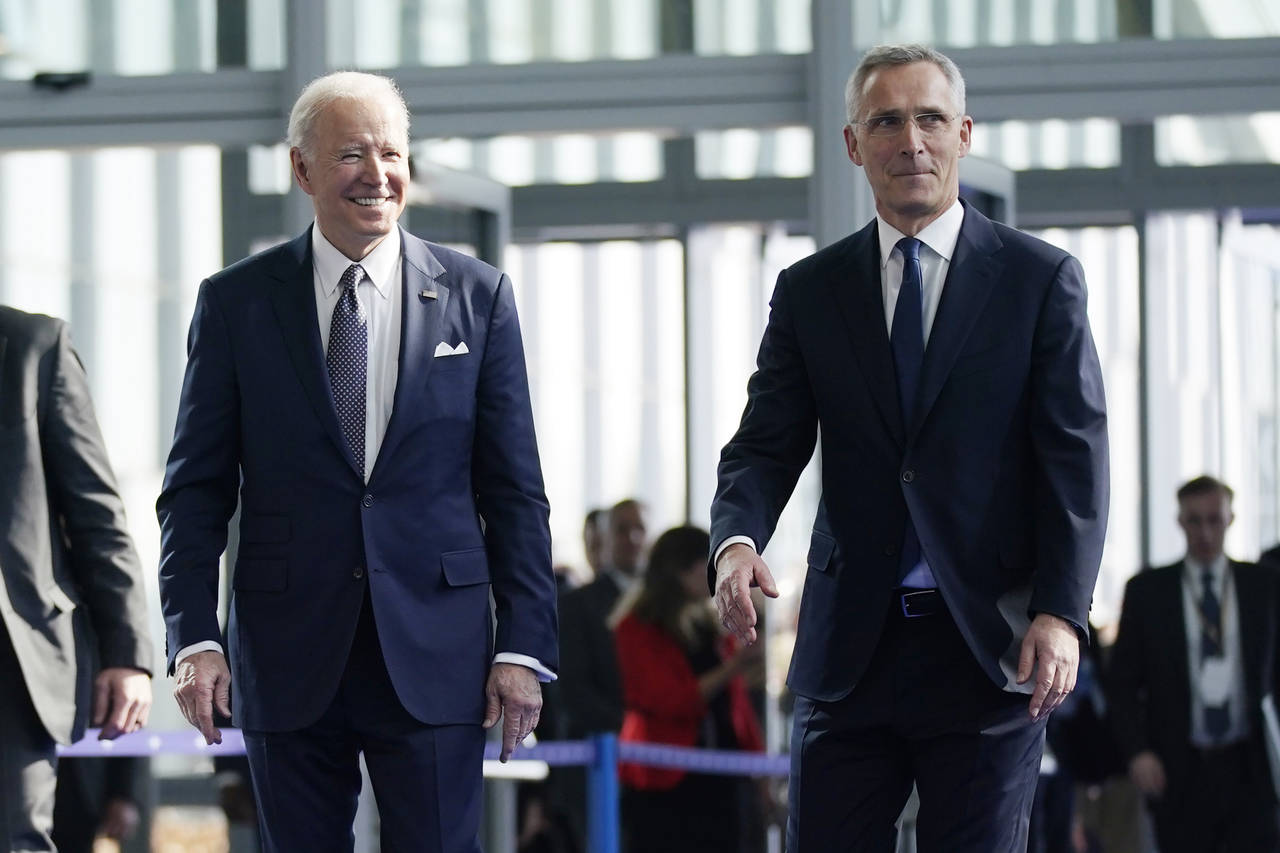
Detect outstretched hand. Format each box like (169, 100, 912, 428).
(714, 544, 780, 645)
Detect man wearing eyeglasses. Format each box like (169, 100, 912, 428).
(711, 44, 1108, 852)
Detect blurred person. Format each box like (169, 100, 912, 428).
(0, 306, 154, 852)
(613, 526, 765, 853)
(554, 499, 648, 846)
(582, 507, 607, 581)
(1262, 543, 1280, 570)
(1109, 475, 1280, 852)
(51, 757, 143, 853)
(710, 43, 1109, 852)
(157, 71, 557, 852)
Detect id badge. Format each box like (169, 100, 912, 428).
(1200, 657, 1232, 705)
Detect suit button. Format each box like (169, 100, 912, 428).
(362, 494, 374, 507)
(353, 566, 365, 579)
(902, 470, 915, 483)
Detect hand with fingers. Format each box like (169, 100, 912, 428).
(173, 650, 232, 745)
(714, 543, 780, 646)
(483, 662, 542, 762)
(93, 667, 153, 739)
(1016, 613, 1080, 720)
(1128, 750, 1166, 797)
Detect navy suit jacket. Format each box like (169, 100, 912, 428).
(1109, 560, 1280, 797)
(711, 202, 1109, 702)
(157, 227, 557, 732)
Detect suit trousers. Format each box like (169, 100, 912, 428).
(788, 598, 1047, 853)
(242, 586, 484, 853)
(0, 625, 57, 852)
(1150, 741, 1280, 853)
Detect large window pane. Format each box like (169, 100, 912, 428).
(970, 118, 1120, 170)
(507, 239, 686, 571)
(695, 127, 813, 179)
(1153, 0, 1280, 39)
(1029, 226, 1140, 628)
(863, 0, 1119, 48)
(1155, 114, 1280, 166)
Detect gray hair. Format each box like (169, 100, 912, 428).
(287, 71, 410, 157)
(844, 44, 966, 125)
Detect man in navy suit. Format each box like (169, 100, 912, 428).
(711, 44, 1108, 851)
(158, 71, 557, 852)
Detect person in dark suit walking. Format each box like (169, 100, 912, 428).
(0, 306, 154, 851)
(157, 71, 557, 852)
(1109, 475, 1280, 852)
(710, 43, 1109, 852)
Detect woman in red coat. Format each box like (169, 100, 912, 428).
(613, 525, 765, 852)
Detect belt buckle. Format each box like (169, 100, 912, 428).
(900, 589, 933, 618)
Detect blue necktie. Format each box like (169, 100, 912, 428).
(1200, 568, 1230, 739)
(328, 263, 368, 479)
(891, 238, 933, 587)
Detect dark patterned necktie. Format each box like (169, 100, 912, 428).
(1200, 568, 1230, 739)
(328, 263, 367, 478)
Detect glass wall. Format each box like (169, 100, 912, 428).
(860, 0, 1120, 48)
(1155, 113, 1280, 166)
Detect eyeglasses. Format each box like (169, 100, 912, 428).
(855, 113, 955, 137)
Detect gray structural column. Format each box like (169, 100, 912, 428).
(284, 0, 327, 237)
(809, 0, 876, 250)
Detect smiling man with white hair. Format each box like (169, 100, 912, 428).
(158, 70, 558, 852)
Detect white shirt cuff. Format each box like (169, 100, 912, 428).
(494, 652, 556, 683)
(174, 640, 225, 667)
(714, 535, 757, 568)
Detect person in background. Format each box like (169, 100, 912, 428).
(0, 305, 154, 852)
(614, 525, 765, 853)
(554, 498, 648, 847)
(52, 757, 143, 853)
(1109, 475, 1280, 852)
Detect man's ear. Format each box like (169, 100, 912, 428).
(843, 124, 862, 167)
(289, 148, 314, 196)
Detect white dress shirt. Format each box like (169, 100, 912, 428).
(1182, 554, 1249, 746)
(179, 224, 554, 682)
(715, 202, 965, 568)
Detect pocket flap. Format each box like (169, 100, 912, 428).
(232, 559, 288, 592)
(441, 548, 490, 587)
(807, 531, 836, 573)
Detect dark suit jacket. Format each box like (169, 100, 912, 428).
(157, 227, 557, 732)
(0, 307, 153, 744)
(1108, 560, 1280, 797)
(556, 573, 624, 737)
(1262, 544, 1280, 570)
(710, 202, 1109, 702)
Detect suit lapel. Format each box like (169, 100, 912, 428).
(1167, 563, 1193, 709)
(912, 204, 1002, 438)
(266, 231, 358, 474)
(830, 222, 904, 448)
(368, 228, 449, 482)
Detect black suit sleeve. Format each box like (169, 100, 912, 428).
(39, 323, 152, 673)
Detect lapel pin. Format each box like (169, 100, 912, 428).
(419, 289, 438, 300)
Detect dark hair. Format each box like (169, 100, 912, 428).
(1177, 475, 1234, 504)
(621, 525, 716, 650)
(584, 508, 605, 531)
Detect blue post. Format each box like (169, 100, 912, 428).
(587, 733, 620, 853)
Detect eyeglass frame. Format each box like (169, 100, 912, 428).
(850, 112, 960, 137)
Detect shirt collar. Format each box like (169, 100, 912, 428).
(877, 199, 965, 270)
(1185, 553, 1228, 582)
(312, 222, 402, 301)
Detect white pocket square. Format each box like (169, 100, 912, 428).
(434, 341, 469, 357)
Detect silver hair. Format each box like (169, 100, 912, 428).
(844, 44, 966, 125)
(287, 71, 410, 157)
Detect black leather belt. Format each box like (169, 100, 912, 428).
(896, 588, 944, 618)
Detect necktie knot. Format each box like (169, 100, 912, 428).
(897, 236, 921, 264)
